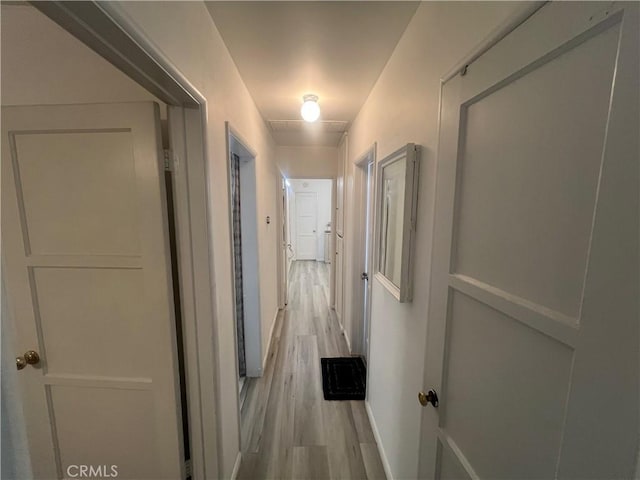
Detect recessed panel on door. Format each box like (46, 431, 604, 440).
(49, 385, 157, 478)
(32, 267, 152, 378)
(453, 23, 619, 319)
(13, 131, 141, 256)
(437, 442, 471, 480)
(442, 292, 573, 479)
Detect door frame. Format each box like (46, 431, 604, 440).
(350, 144, 377, 358)
(278, 176, 289, 307)
(225, 122, 263, 380)
(23, 3, 222, 478)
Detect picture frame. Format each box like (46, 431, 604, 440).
(374, 143, 420, 302)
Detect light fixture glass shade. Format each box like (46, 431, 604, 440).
(301, 95, 320, 122)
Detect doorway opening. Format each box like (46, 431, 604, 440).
(227, 126, 262, 396)
(285, 178, 334, 291)
(352, 146, 376, 362)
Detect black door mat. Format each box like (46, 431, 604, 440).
(321, 357, 366, 400)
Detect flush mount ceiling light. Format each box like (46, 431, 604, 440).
(300, 94, 320, 123)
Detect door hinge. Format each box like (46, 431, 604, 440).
(163, 149, 172, 171)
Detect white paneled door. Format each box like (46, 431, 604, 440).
(2, 103, 184, 479)
(420, 2, 638, 479)
(295, 192, 318, 260)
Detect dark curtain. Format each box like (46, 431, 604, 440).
(231, 153, 247, 377)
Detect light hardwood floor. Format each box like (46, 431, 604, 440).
(238, 261, 386, 479)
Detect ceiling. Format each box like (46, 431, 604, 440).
(205, 1, 419, 146)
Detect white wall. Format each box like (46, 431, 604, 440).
(0, 4, 164, 115)
(288, 179, 333, 262)
(343, 2, 527, 478)
(276, 145, 340, 178)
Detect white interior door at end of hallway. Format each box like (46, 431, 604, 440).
(295, 191, 318, 260)
(2, 102, 185, 479)
(419, 3, 639, 479)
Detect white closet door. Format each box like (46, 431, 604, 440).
(2, 102, 184, 479)
(420, 3, 639, 479)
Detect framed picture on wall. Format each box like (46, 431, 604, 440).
(375, 143, 420, 302)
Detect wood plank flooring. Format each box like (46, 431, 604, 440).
(238, 261, 386, 479)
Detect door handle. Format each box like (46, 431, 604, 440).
(418, 389, 439, 407)
(16, 350, 40, 370)
(361, 272, 369, 280)
(16, 357, 26, 370)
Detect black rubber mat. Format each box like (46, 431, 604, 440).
(320, 356, 366, 400)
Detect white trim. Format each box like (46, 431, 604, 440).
(374, 144, 420, 303)
(329, 177, 337, 309)
(365, 401, 392, 480)
(182, 107, 222, 479)
(226, 122, 259, 159)
(349, 144, 377, 356)
(226, 122, 264, 381)
(341, 320, 352, 354)
(277, 176, 288, 309)
(167, 105, 216, 480)
(262, 308, 280, 371)
(230, 452, 242, 480)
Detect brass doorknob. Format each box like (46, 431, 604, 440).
(16, 356, 26, 370)
(418, 389, 439, 407)
(23, 350, 40, 366)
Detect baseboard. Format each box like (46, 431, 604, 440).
(343, 326, 352, 353)
(365, 400, 393, 480)
(334, 309, 352, 353)
(335, 309, 344, 331)
(230, 451, 242, 480)
(261, 308, 279, 371)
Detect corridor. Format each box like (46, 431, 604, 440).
(3, 2, 638, 478)
(238, 261, 385, 479)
